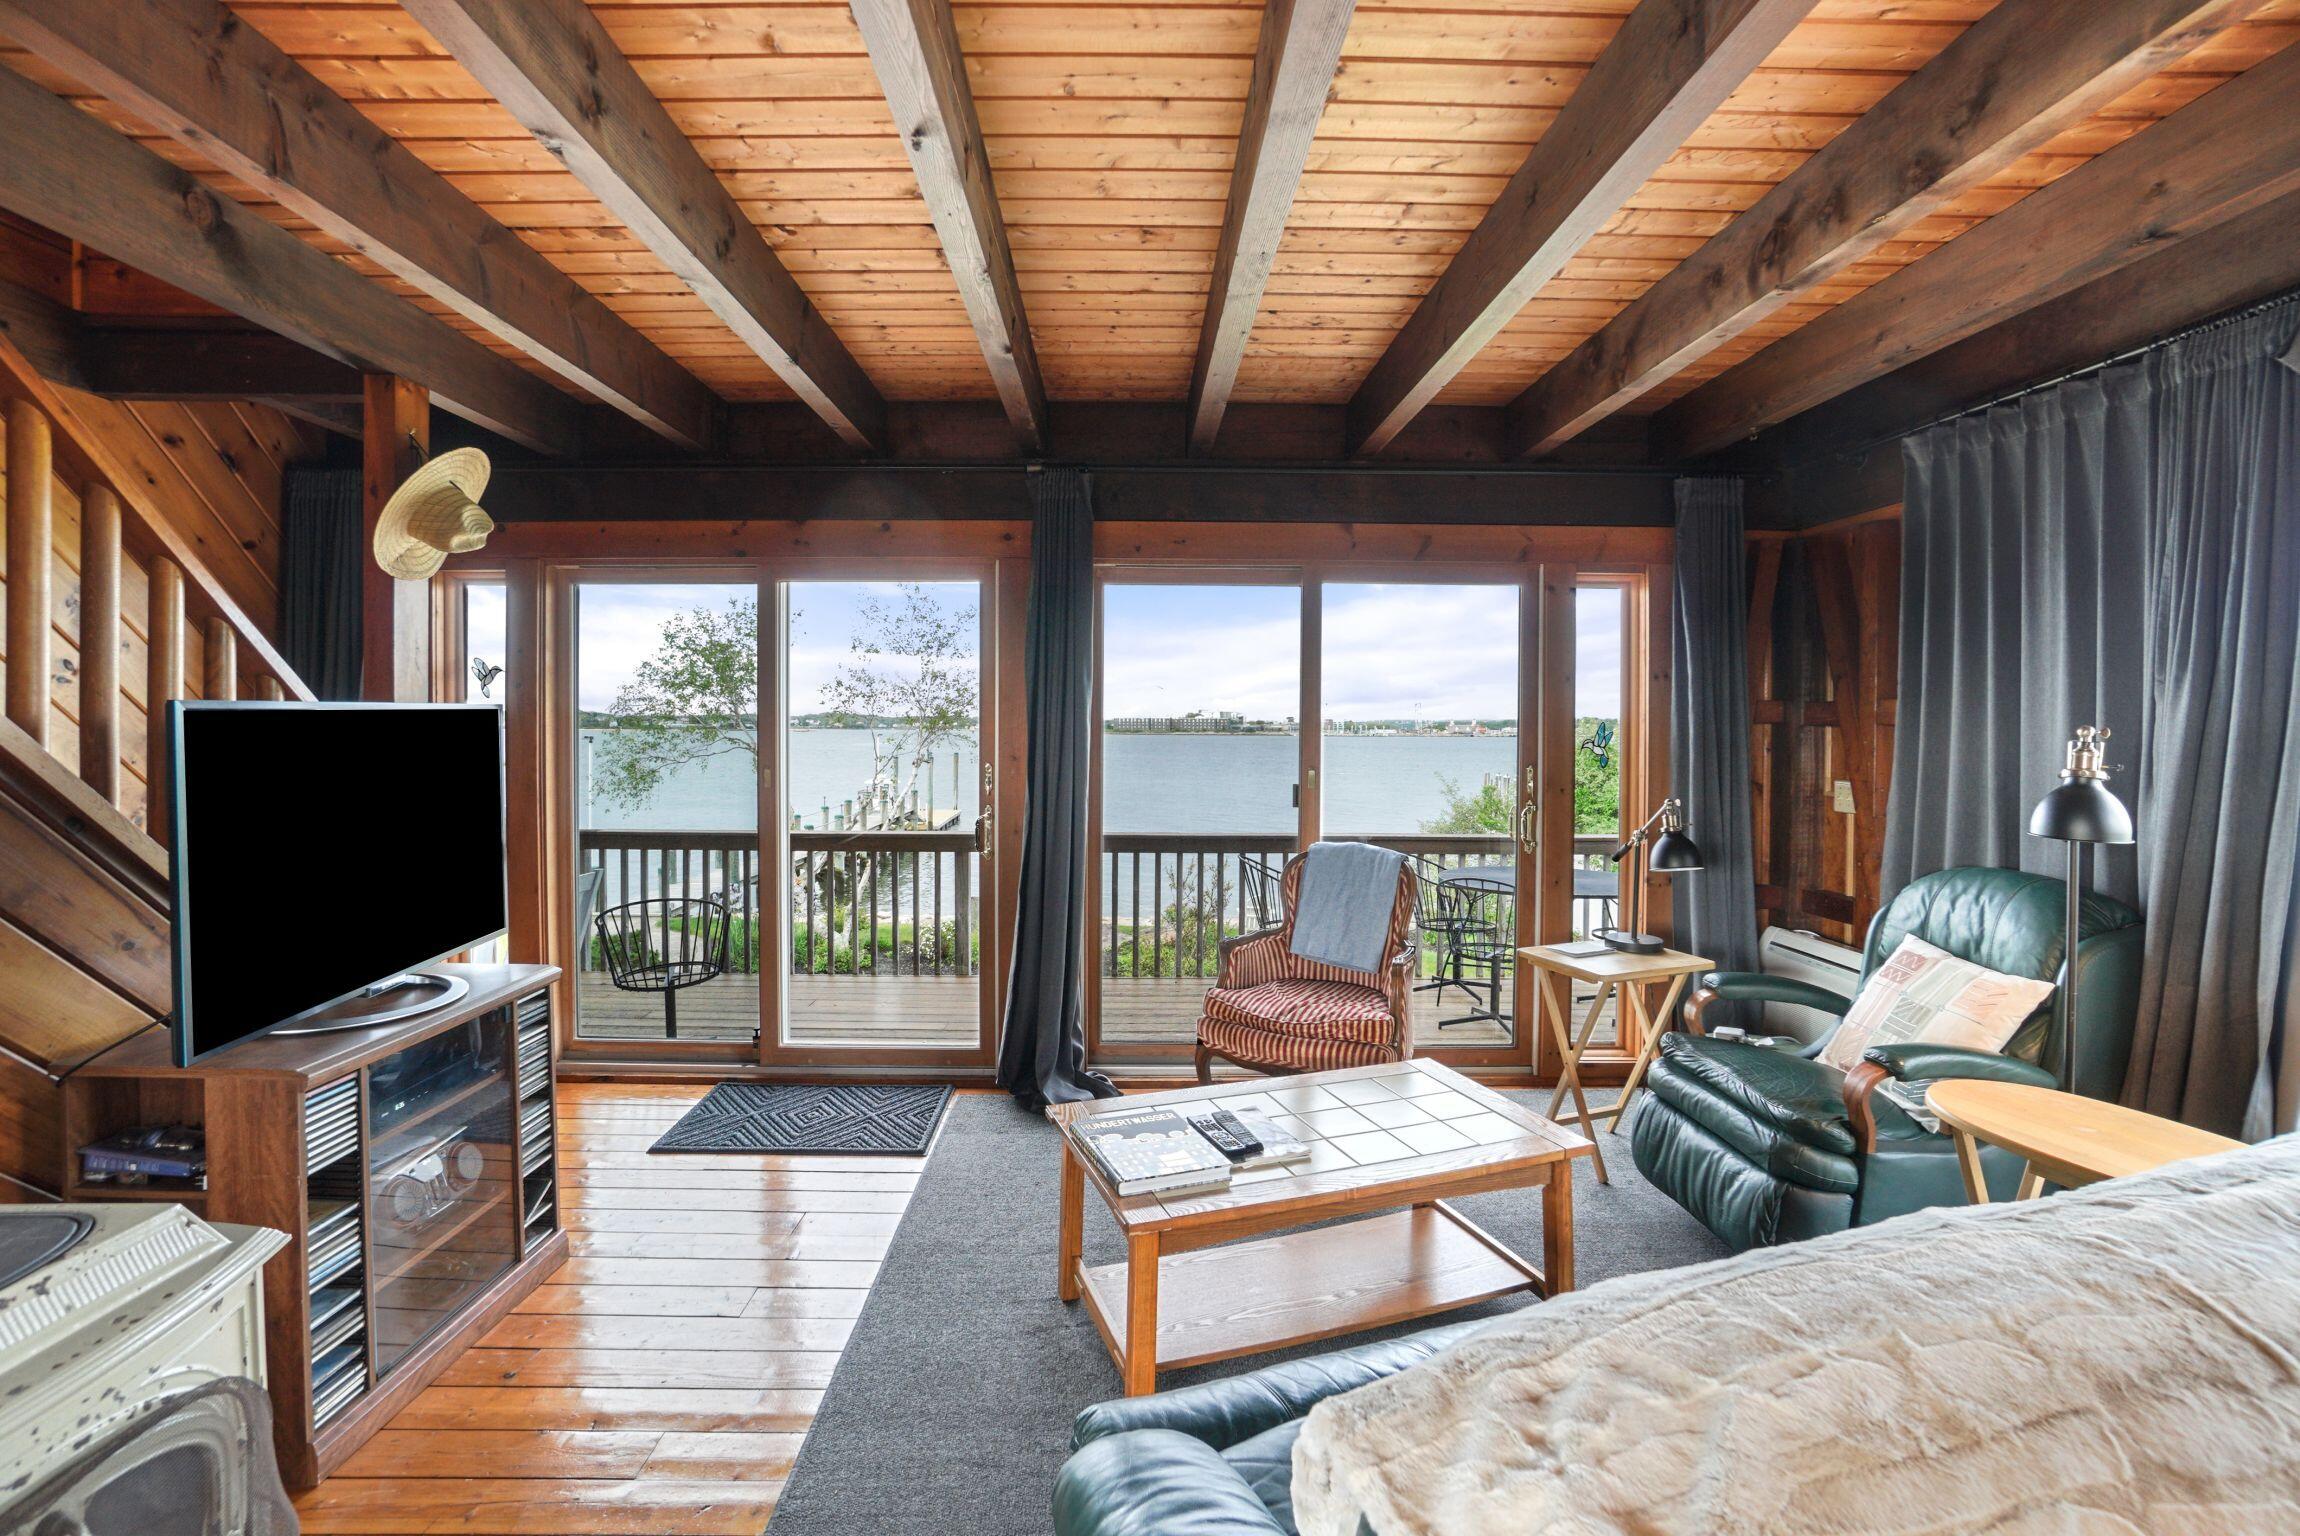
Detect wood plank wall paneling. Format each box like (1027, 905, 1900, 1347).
(2, 4, 2287, 419)
(1750, 512, 1899, 944)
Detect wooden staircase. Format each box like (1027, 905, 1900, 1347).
(0, 330, 314, 1195)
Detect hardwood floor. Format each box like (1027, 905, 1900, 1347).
(291, 1082, 921, 1535)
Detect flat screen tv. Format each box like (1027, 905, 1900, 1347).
(166, 701, 508, 1066)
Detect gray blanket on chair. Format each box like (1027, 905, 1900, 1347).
(1288, 840, 1406, 975)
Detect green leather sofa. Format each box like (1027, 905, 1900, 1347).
(1629, 865, 2144, 1250)
(1052, 1319, 1485, 1536)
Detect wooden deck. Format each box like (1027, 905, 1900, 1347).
(575, 972, 1614, 1053)
(291, 1080, 915, 1535)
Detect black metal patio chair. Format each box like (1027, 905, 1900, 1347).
(592, 893, 732, 1040)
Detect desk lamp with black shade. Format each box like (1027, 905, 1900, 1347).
(2028, 725, 2134, 1094)
(1595, 797, 1704, 955)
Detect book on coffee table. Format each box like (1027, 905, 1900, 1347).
(1073, 1107, 1234, 1196)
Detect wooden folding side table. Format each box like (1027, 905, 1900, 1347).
(1925, 1079, 2244, 1203)
(1519, 942, 1711, 1183)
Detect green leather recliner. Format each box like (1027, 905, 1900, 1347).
(1629, 865, 2144, 1251)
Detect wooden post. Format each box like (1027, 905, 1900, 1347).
(80, 483, 123, 803)
(203, 616, 238, 701)
(361, 373, 432, 702)
(256, 676, 285, 701)
(5, 399, 53, 745)
(146, 556, 186, 844)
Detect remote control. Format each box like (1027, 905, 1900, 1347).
(1194, 1108, 1263, 1161)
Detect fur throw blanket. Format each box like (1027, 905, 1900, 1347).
(1293, 1138, 2300, 1536)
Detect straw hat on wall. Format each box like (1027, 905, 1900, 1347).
(372, 447, 494, 580)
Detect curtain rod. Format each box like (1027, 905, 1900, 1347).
(1882, 285, 2300, 451)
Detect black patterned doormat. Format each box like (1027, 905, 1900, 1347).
(650, 1083, 954, 1156)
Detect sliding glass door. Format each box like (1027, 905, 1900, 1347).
(570, 580, 762, 1045)
(1091, 579, 1302, 1057)
(775, 578, 988, 1056)
(1320, 581, 1526, 1055)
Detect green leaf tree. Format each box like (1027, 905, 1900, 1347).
(590, 597, 759, 811)
(1416, 718, 1622, 837)
(818, 584, 978, 823)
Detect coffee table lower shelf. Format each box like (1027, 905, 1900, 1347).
(1075, 1203, 1539, 1393)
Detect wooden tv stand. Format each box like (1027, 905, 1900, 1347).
(60, 962, 564, 1488)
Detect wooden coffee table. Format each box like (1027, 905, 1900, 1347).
(1051, 1059, 1592, 1395)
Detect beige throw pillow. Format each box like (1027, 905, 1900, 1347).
(1818, 935, 2057, 1076)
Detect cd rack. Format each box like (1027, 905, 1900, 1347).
(303, 1078, 369, 1430)
(514, 990, 557, 1245)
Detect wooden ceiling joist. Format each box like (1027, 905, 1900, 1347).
(0, 65, 579, 454)
(850, 0, 1047, 453)
(1506, 0, 2262, 461)
(0, 0, 719, 452)
(1343, 0, 1817, 457)
(1186, 0, 1358, 454)
(1776, 186, 2300, 473)
(1654, 34, 2300, 461)
(401, 0, 885, 450)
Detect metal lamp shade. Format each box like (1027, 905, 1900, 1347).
(2029, 777, 2135, 845)
(1649, 827, 1705, 872)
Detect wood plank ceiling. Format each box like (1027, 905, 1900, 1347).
(0, 0, 2293, 456)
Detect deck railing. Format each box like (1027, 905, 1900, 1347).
(574, 827, 1615, 993)
(576, 827, 977, 982)
(1097, 832, 1619, 981)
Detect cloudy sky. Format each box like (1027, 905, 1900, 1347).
(466, 579, 1622, 721)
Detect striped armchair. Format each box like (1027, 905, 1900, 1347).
(1194, 852, 1420, 1080)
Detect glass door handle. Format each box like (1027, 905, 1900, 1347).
(976, 809, 992, 855)
(1517, 802, 1537, 854)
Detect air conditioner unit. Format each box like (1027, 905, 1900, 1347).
(1755, 925, 1863, 1046)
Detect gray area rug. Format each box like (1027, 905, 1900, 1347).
(767, 1090, 1727, 1536)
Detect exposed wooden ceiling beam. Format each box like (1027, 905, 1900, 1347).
(850, 0, 1047, 452)
(402, 0, 885, 450)
(0, 0, 720, 452)
(82, 326, 363, 403)
(1653, 36, 2300, 461)
(1343, 0, 1814, 457)
(0, 64, 580, 453)
(1186, 0, 1357, 455)
(1766, 186, 2300, 506)
(1507, 0, 2260, 461)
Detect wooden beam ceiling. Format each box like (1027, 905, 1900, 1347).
(1506, 0, 2263, 461)
(1654, 34, 2300, 461)
(0, 0, 719, 452)
(1343, 0, 1816, 457)
(0, 64, 580, 453)
(1187, 0, 1357, 455)
(850, 0, 1047, 452)
(400, 0, 886, 450)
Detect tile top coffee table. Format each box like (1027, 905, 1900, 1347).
(1050, 1058, 1593, 1395)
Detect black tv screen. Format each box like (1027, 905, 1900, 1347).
(167, 702, 508, 1065)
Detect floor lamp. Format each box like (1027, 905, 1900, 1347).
(2028, 726, 2134, 1094)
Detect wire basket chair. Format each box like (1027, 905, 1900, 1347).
(592, 893, 732, 1040)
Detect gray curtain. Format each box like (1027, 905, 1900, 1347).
(1885, 373, 2154, 905)
(2124, 301, 2300, 1139)
(996, 468, 1117, 1108)
(1886, 294, 2300, 1137)
(278, 465, 363, 700)
(1669, 477, 1759, 974)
